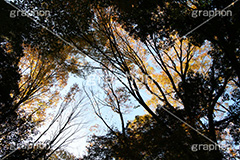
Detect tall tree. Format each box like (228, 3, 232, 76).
(10, 0, 240, 159)
(1, 1, 90, 159)
(79, 6, 238, 159)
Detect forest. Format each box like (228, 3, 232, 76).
(0, 0, 240, 159)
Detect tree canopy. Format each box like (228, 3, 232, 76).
(1, 0, 240, 159)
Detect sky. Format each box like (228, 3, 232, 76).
(37, 71, 147, 158)
(5, 0, 239, 158)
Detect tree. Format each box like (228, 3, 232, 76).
(0, 2, 40, 157)
(105, 0, 240, 83)
(7, 0, 240, 159)
(48, 149, 77, 160)
(78, 6, 238, 159)
(1, 85, 87, 160)
(84, 112, 221, 159)
(1, 1, 91, 159)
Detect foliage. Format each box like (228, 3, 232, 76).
(48, 149, 76, 160)
(84, 112, 223, 160)
(1, 1, 90, 159)
(78, 2, 240, 159)
(1, 0, 240, 159)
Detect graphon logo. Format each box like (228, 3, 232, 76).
(10, 10, 50, 18)
(191, 143, 231, 152)
(8, 141, 50, 150)
(85, 73, 154, 86)
(191, 10, 232, 18)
